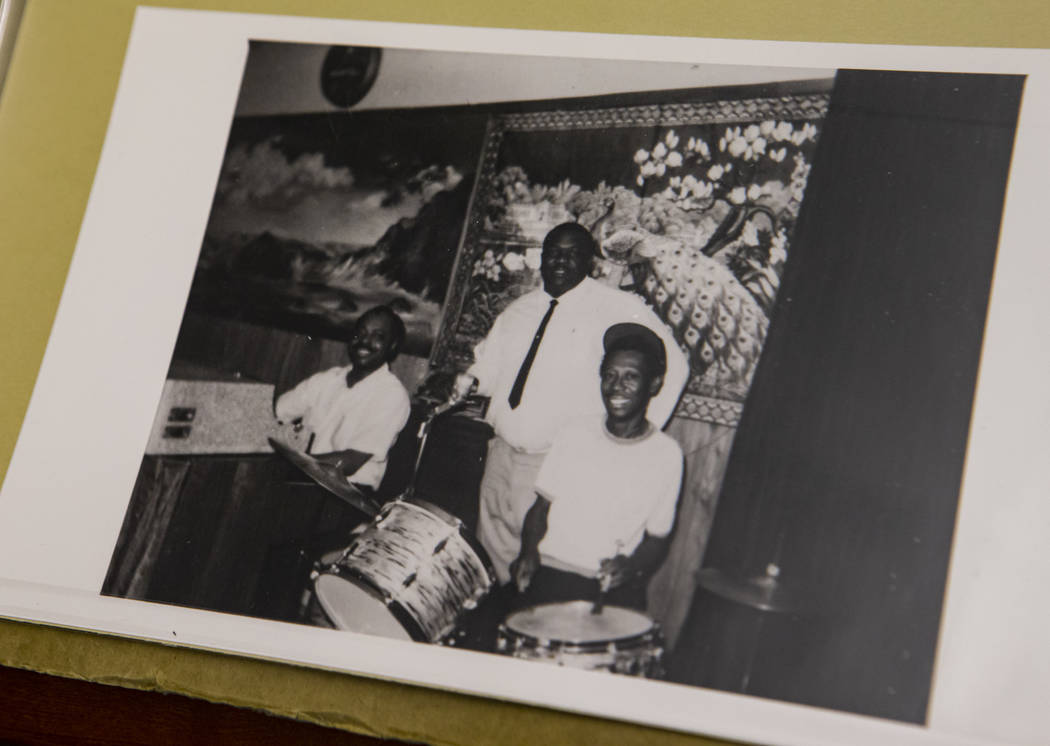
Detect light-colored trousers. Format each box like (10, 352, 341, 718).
(476, 436, 548, 585)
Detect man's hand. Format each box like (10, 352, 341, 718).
(510, 549, 541, 593)
(448, 372, 478, 404)
(514, 495, 550, 593)
(598, 554, 636, 591)
(596, 534, 669, 590)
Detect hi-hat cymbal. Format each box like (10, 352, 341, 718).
(268, 437, 379, 517)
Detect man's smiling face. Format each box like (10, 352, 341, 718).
(600, 348, 660, 425)
(347, 312, 396, 373)
(540, 232, 591, 298)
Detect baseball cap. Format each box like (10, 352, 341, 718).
(602, 322, 667, 377)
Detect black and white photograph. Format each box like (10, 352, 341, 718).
(0, 9, 1046, 746)
(97, 36, 1020, 724)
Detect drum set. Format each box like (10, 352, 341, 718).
(269, 401, 665, 679)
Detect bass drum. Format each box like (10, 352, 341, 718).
(497, 601, 664, 677)
(313, 499, 495, 643)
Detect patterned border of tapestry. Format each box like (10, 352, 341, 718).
(430, 92, 830, 425)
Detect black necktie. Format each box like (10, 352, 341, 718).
(508, 299, 558, 409)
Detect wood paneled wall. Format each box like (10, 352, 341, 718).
(648, 418, 737, 650)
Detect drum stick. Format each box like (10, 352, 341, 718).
(593, 543, 621, 614)
(591, 589, 605, 615)
(592, 571, 612, 615)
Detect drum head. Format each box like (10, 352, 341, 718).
(505, 601, 653, 644)
(314, 574, 412, 641)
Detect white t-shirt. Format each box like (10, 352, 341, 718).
(468, 277, 689, 454)
(533, 415, 684, 574)
(274, 364, 411, 489)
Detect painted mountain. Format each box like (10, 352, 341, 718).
(186, 108, 488, 356)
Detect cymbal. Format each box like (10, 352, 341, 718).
(696, 567, 800, 614)
(268, 437, 379, 517)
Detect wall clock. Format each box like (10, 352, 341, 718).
(320, 45, 382, 108)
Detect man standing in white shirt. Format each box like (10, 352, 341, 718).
(462, 223, 689, 585)
(275, 305, 411, 493)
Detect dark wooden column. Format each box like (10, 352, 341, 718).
(670, 70, 1024, 722)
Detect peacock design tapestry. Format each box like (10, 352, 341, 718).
(430, 92, 830, 424)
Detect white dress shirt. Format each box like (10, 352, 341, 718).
(274, 364, 410, 489)
(468, 277, 689, 453)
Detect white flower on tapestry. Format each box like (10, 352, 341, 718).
(472, 249, 502, 282)
(524, 248, 542, 270)
(770, 229, 788, 265)
(686, 136, 712, 160)
(473, 247, 535, 282)
(635, 131, 684, 187)
(501, 252, 525, 272)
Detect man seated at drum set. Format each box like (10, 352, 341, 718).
(281, 223, 688, 678)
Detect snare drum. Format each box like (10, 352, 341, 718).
(497, 601, 663, 677)
(313, 499, 495, 643)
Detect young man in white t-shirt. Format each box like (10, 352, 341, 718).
(508, 322, 684, 611)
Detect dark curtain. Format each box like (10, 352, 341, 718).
(671, 69, 1024, 723)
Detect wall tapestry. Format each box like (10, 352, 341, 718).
(430, 93, 830, 424)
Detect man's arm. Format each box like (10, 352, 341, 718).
(637, 302, 689, 427)
(598, 532, 671, 590)
(466, 307, 509, 398)
(274, 369, 326, 422)
(509, 495, 551, 592)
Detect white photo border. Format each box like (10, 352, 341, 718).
(1, 8, 1049, 746)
